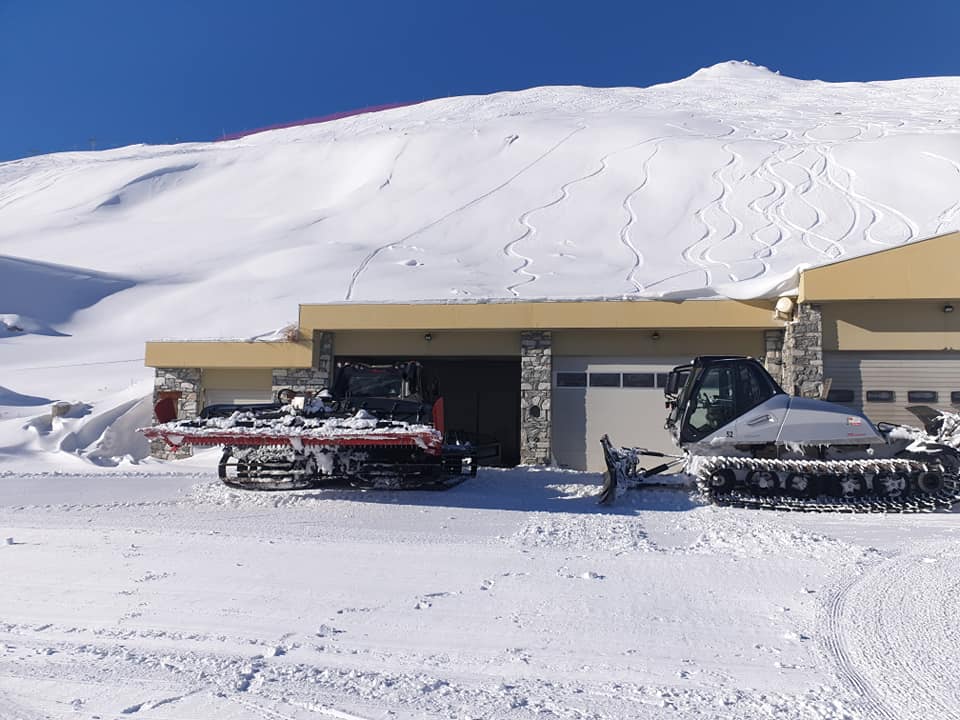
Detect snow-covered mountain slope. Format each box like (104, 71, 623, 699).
(2, 60, 960, 466)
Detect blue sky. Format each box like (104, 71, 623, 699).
(1, 0, 958, 161)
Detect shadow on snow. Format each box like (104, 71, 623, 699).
(220, 467, 702, 515)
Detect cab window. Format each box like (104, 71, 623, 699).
(737, 361, 777, 412)
(684, 365, 736, 441)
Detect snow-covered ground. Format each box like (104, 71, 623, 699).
(2, 467, 958, 719)
(2, 60, 960, 467)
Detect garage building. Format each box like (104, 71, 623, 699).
(146, 231, 960, 472)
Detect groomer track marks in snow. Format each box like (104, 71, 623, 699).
(821, 543, 960, 720)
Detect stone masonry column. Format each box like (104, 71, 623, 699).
(520, 330, 552, 465)
(782, 303, 824, 398)
(150, 367, 200, 460)
(315, 331, 335, 383)
(271, 332, 335, 397)
(763, 329, 785, 387)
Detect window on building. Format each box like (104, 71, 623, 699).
(908, 391, 938, 403)
(589, 373, 621, 388)
(556, 372, 587, 388)
(826, 389, 856, 404)
(655, 373, 670, 388)
(866, 390, 896, 403)
(952, 391, 960, 405)
(623, 373, 655, 388)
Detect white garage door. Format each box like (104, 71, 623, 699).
(202, 369, 274, 408)
(204, 389, 275, 407)
(823, 351, 960, 427)
(552, 357, 688, 472)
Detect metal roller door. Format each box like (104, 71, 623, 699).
(202, 369, 274, 408)
(204, 389, 275, 406)
(823, 351, 960, 426)
(552, 357, 687, 472)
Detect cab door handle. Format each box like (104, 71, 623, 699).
(747, 414, 775, 426)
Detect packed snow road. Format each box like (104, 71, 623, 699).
(1, 468, 958, 719)
(819, 540, 960, 720)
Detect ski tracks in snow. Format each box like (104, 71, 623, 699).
(665, 117, 924, 289)
(377, 139, 409, 191)
(768, 145, 844, 262)
(696, 142, 740, 280)
(503, 148, 607, 296)
(345, 125, 584, 300)
(618, 140, 665, 292)
(923, 151, 960, 234)
(345, 112, 938, 301)
(744, 136, 787, 270)
(819, 544, 960, 720)
(505, 136, 666, 296)
(820, 122, 919, 249)
(660, 123, 735, 290)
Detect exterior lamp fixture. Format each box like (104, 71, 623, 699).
(424, 332, 433, 342)
(944, 304, 954, 314)
(774, 296, 795, 321)
(651, 331, 661, 341)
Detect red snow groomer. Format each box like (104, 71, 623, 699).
(142, 362, 476, 491)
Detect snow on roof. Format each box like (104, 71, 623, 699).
(5, 63, 959, 316)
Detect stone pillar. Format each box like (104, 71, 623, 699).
(315, 331, 335, 383)
(153, 367, 201, 418)
(782, 303, 824, 398)
(520, 330, 552, 466)
(763, 329, 785, 387)
(271, 368, 330, 396)
(150, 367, 200, 460)
(272, 332, 335, 397)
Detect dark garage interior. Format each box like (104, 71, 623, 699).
(337, 357, 521, 466)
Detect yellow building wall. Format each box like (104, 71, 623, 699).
(146, 300, 780, 369)
(552, 329, 765, 357)
(822, 301, 960, 351)
(299, 299, 778, 331)
(800, 230, 960, 302)
(329, 328, 765, 359)
(333, 331, 520, 357)
(147, 327, 770, 367)
(145, 341, 313, 369)
(201, 368, 273, 390)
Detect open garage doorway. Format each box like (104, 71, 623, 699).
(336, 357, 520, 467)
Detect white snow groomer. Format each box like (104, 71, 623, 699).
(142, 361, 476, 491)
(600, 355, 960, 511)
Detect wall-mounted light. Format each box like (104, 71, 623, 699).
(651, 331, 661, 341)
(424, 332, 433, 341)
(774, 296, 795, 321)
(944, 304, 954, 314)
